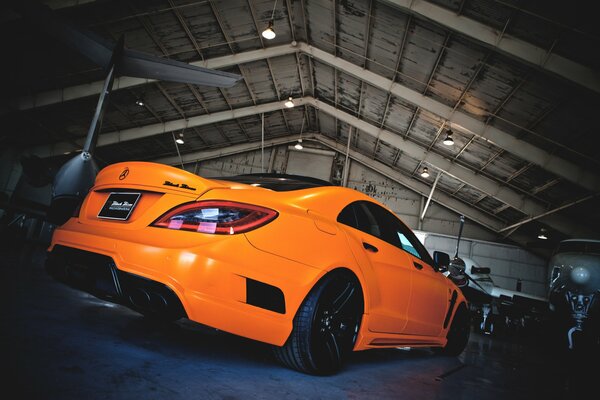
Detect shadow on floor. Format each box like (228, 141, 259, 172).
(1, 240, 595, 400)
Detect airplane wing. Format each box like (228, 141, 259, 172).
(512, 294, 549, 314)
(490, 286, 548, 303)
(12, 1, 242, 88)
(462, 257, 549, 316)
(492, 289, 549, 315)
(119, 48, 242, 88)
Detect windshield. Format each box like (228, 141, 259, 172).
(554, 240, 600, 255)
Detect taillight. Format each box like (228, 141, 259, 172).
(151, 200, 278, 234)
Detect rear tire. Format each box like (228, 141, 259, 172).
(435, 303, 470, 356)
(272, 269, 363, 375)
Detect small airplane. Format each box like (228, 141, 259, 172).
(443, 216, 549, 334)
(547, 239, 600, 351)
(455, 255, 549, 334)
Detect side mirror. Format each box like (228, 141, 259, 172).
(433, 251, 450, 273)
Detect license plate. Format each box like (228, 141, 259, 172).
(98, 192, 141, 220)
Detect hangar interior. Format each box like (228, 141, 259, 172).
(0, 0, 599, 399)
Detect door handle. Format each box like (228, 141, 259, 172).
(413, 262, 423, 270)
(362, 242, 378, 253)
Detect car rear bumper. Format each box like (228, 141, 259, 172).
(46, 245, 188, 321)
(48, 222, 324, 346)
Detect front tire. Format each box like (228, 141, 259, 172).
(273, 269, 363, 375)
(435, 303, 470, 356)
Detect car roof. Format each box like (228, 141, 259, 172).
(209, 173, 333, 192)
(208, 173, 399, 224)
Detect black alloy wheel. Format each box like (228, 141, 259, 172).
(273, 269, 363, 375)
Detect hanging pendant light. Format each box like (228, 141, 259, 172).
(420, 167, 430, 178)
(262, 20, 275, 40)
(293, 111, 305, 150)
(443, 129, 454, 146)
(262, 0, 278, 40)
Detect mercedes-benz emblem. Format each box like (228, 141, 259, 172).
(119, 167, 129, 180)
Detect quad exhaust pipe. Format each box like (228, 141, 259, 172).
(46, 246, 187, 321)
(128, 288, 169, 310)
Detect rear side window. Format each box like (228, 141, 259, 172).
(362, 202, 401, 248)
(337, 205, 357, 227)
(337, 202, 383, 239)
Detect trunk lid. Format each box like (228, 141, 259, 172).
(77, 161, 227, 228)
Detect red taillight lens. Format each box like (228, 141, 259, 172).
(151, 200, 278, 234)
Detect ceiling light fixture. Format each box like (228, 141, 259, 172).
(261, 0, 277, 40)
(262, 20, 275, 40)
(285, 96, 294, 108)
(175, 132, 184, 145)
(538, 228, 548, 240)
(420, 167, 430, 178)
(135, 99, 144, 107)
(294, 112, 305, 150)
(443, 129, 454, 146)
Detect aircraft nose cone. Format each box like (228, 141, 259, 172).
(570, 266, 590, 285)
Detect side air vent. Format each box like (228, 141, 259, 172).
(444, 290, 458, 329)
(246, 278, 285, 314)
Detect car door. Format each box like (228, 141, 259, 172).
(363, 202, 450, 337)
(337, 201, 413, 334)
(396, 228, 450, 336)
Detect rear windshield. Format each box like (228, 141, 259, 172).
(212, 174, 332, 192)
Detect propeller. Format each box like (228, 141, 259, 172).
(13, 1, 243, 225)
(454, 215, 465, 259)
(446, 215, 494, 300)
(447, 215, 470, 288)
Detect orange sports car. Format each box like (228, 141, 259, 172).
(46, 161, 470, 375)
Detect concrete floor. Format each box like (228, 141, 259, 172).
(1, 240, 594, 400)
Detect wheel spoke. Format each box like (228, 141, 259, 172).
(324, 331, 341, 369)
(311, 323, 342, 372)
(331, 282, 356, 316)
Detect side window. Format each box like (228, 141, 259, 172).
(363, 202, 401, 248)
(337, 202, 383, 240)
(337, 204, 358, 228)
(365, 202, 434, 266)
(398, 233, 420, 258)
(397, 223, 435, 267)
(355, 202, 382, 239)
